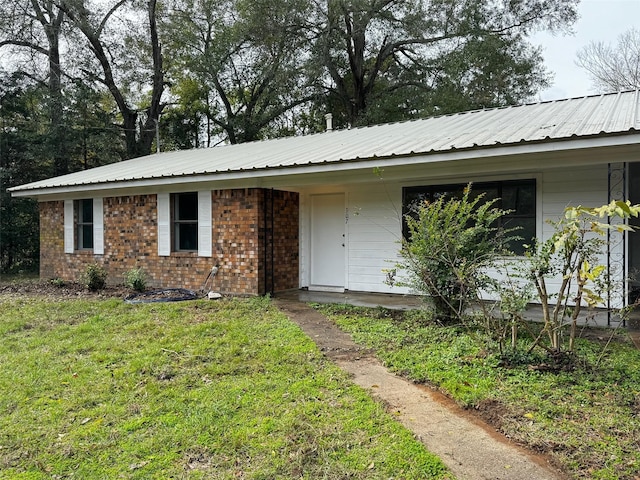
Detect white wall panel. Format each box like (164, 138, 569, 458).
(345, 185, 407, 294)
(539, 165, 610, 304)
(300, 165, 619, 305)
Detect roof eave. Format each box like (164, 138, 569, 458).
(10, 131, 640, 199)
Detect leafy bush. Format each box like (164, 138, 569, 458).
(82, 263, 107, 291)
(392, 184, 513, 322)
(124, 267, 146, 292)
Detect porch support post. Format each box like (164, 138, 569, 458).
(607, 162, 627, 325)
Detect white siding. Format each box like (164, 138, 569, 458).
(540, 165, 615, 306)
(346, 186, 405, 293)
(301, 165, 621, 305)
(300, 184, 407, 294)
(299, 194, 308, 288)
(542, 167, 608, 228)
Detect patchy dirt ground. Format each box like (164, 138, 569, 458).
(0, 279, 204, 303)
(0, 279, 131, 299)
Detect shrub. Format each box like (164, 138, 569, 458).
(124, 267, 146, 292)
(82, 263, 107, 291)
(391, 184, 514, 322)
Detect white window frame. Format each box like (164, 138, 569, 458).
(63, 198, 104, 254)
(157, 191, 211, 257)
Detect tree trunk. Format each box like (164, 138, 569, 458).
(48, 37, 68, 175)
(60, 0, 164, 159)
(137, 0, 164, 156)
(30, 0, 68, 174)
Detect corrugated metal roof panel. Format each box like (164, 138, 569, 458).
(10, 90, 640, 193)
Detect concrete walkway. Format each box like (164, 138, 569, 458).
(275, 298, 567, 480)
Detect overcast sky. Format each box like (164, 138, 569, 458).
(532, 0, 640, 101)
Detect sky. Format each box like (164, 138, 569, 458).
(532, 0, 640, 101)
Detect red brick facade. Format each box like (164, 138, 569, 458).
(39, 189, 299, 295)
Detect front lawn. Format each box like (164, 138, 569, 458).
(318, 304, 640, 480)
(0, 296, 450, 479)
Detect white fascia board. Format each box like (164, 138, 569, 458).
(10, 134, 640, 200)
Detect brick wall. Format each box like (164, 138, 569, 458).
(40, 201, 67, 279)
(259, 190, 299, 294)
(211, 189, 261, 294)
(39, 189, 299, 295)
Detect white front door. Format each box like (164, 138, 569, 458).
(310, 193, 346, 291)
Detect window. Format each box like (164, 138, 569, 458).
(157, 191, 211, 257)
(173, 192, 198, 251)
(403, 179, 536, 255)
(64, 198, 103, 254)
(76, 199, 94, 250)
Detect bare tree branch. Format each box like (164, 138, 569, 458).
(576, 28, 640, 92)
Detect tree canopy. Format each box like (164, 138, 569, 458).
(313, 0, 576, 127)
(0, 0, 579, 272)
(0, 0, 579, 152)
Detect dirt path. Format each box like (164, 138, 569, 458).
(275, 298, 567, 480)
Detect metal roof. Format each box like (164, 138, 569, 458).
(10, 90, 640, 194)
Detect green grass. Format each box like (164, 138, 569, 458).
(0, 296, 451, 479)
(318, 304, 640, 480)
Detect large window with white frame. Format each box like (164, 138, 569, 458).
(403, 179, 536, 255)
(157, 191, 211, 258)
(64, 198, 103, 254)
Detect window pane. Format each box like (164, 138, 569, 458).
(177, 193, 198, 221)
(502, 181, 536, 214)
(81, 199, 93, 223)
(433, 188, 460, 201)
(473, 185, 498, 204)
(82, 225, 93, 249)
(403, 179, 536, 254)
(178, 223, 198, 251)
(504, 217, 536, 255)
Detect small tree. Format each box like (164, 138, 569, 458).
(525, 201, 640, 354)
(391, 185, 514, 322)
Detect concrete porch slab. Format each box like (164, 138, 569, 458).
(274, 289, 425, 311)
(274, 289, 632, 331)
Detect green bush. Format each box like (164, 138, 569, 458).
(124, 267, 146, 292)
(392, 184, 513, 322)
(82, 263, 107, 291)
